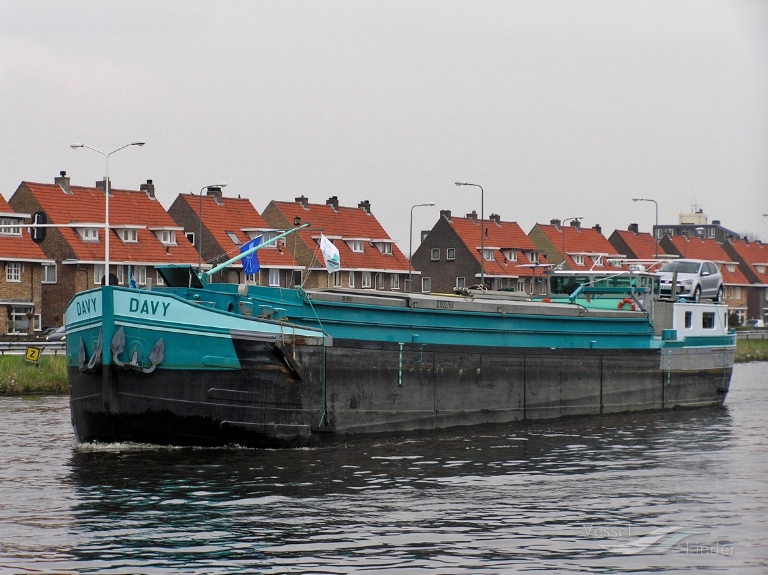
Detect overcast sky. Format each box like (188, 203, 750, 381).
(2, 0, 767, 252)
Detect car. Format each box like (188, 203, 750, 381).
(655, 259, 724, 302)
(46, 325, 67, 342)
(746, 318, 765, 328)
(40, 326, 58, 337)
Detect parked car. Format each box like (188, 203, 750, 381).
(655, 259, 724, 301)
(40, 326, 58, 337)
(46, 325, 66, 342)
(746, 318, 765, 328)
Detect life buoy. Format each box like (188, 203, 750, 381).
(617, 298, 635, 311)
(542, 298, 552, 303)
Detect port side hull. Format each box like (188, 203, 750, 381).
(69, 337, 732, 448)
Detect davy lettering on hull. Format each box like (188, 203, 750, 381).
(75, 297, 99, 316)
(129, 298, 171, 317)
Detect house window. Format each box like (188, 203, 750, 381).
(186, 231, 195, 244)
(456, 277, 465, 289)
(155, 270, 165, 286)
(9, 305, 32, 335)
(80, 227, 99, 242)
(261, 231, 278, 248)
(348, 271, 355, 288)
(377, 242, 392, 255)
(116, 266, 127, 285)
(6, 262, 22, 282)
(159, 230, 177, 245)
(134, 266, 147, 286)
(226, 231, 241, 245)
(293, 270, 302, 286)
(528, 252, 539, 264)
(422, 277, 431, 293)
(390, 274, 399, 290)
(94, 265, 104, 285)
(504, 250, 517, 262)
(726, 264, 736, 273)
(0, 218, 21, 236)
(120, 229, 138, 242)
(707, 228, 716, 238)
(573, 255, 584, 266)
(756, 265, 765, 274)
(446, 248, 455, 261)
(483, 249, 494, 261)
(431, 248, 440, 261)
(375, 272, 384, 289)
(350, 240, 364, 253)
(42, 263, 57, 284)
(362, 271, 372, 288)
(517, 279, 525, 292)
(269, 269, 280, 287)
(331, 271, 342, 287)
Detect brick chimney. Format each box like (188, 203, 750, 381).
(326, 196, 339, 211)
(570, 219, 581, 230)
(628, 223, 639, 235)
(358, 199, 371, 214)
(466, 210, 478, 222)
(489, 213, 501, 225)
(295, 195, 309, 209)
(440, 209, 452, 222)
(550, 218, 561, 231)
(54, 170, 71, 194)
(207, 186, 224, 204)
(592, 223, 601, 234)
(95, 178, 110, 193)
(140, 179, 155, 198)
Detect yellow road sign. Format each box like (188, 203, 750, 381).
(25, 347, 41, 363)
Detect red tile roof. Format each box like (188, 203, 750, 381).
(270, 200, 410, 272)
(535, 223, 623, 269)
(449, 215, 547, 277)
(727, 239, 768, 285)
(665, 236, 750, 286)
(612, 229, 667, 260)
(176, 193, 301, 269)
(0, 194, 51, 262)
(20, 182, 199, 265)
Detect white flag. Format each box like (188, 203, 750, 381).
(319, 234, 340, 273)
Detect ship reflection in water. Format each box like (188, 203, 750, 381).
(0, 363, 765, 574)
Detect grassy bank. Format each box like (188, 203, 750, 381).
(0, 355, 69, 395)
(1, 338, 766, 396)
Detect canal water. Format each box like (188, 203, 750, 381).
(0, 363, 766, 574)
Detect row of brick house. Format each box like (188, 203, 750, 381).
(0, 171, 766, 335)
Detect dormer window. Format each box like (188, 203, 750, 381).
(79, 227, 99, 242)
(349, 240, 364, 253)
(0, 217, 21, 236)
(528, 251, 539, 264)
(726, 263, 736, 273)
(482, 249, 495, 262)
(573, 255, 584, 266)
(375, 242, 392, 255)
(120, 229, 138, 243)
(260, 231, 278, 248)
(159, 230, 176, 246)
(503, 249, 517, 262)
(756, 265, 766, 274)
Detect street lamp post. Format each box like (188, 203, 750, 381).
(632, 198, 659, 258)
(198, 183, 227, 271)
(455, 181, 484, 288)
(408, 202, 435, 292)
(71, 141, 145, 285)
(560, 216, 583, 269)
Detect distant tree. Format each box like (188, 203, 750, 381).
(728, 311, 742, 327)
(739, 230, 762, 242)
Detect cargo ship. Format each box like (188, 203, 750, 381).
(66, 227, 735, 447)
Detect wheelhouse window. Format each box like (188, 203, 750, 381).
(702, 312, 716, 329)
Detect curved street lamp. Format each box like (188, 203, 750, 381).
(455, 181, 484, 287)
(70, 141, 145, 285)
(632, 198, 659, 257)
(408, 202, 435, 292)
(198, 183, 227, 271)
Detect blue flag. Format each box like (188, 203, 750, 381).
(240, 236, 261, 275)
(129, 266, 137, 289)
